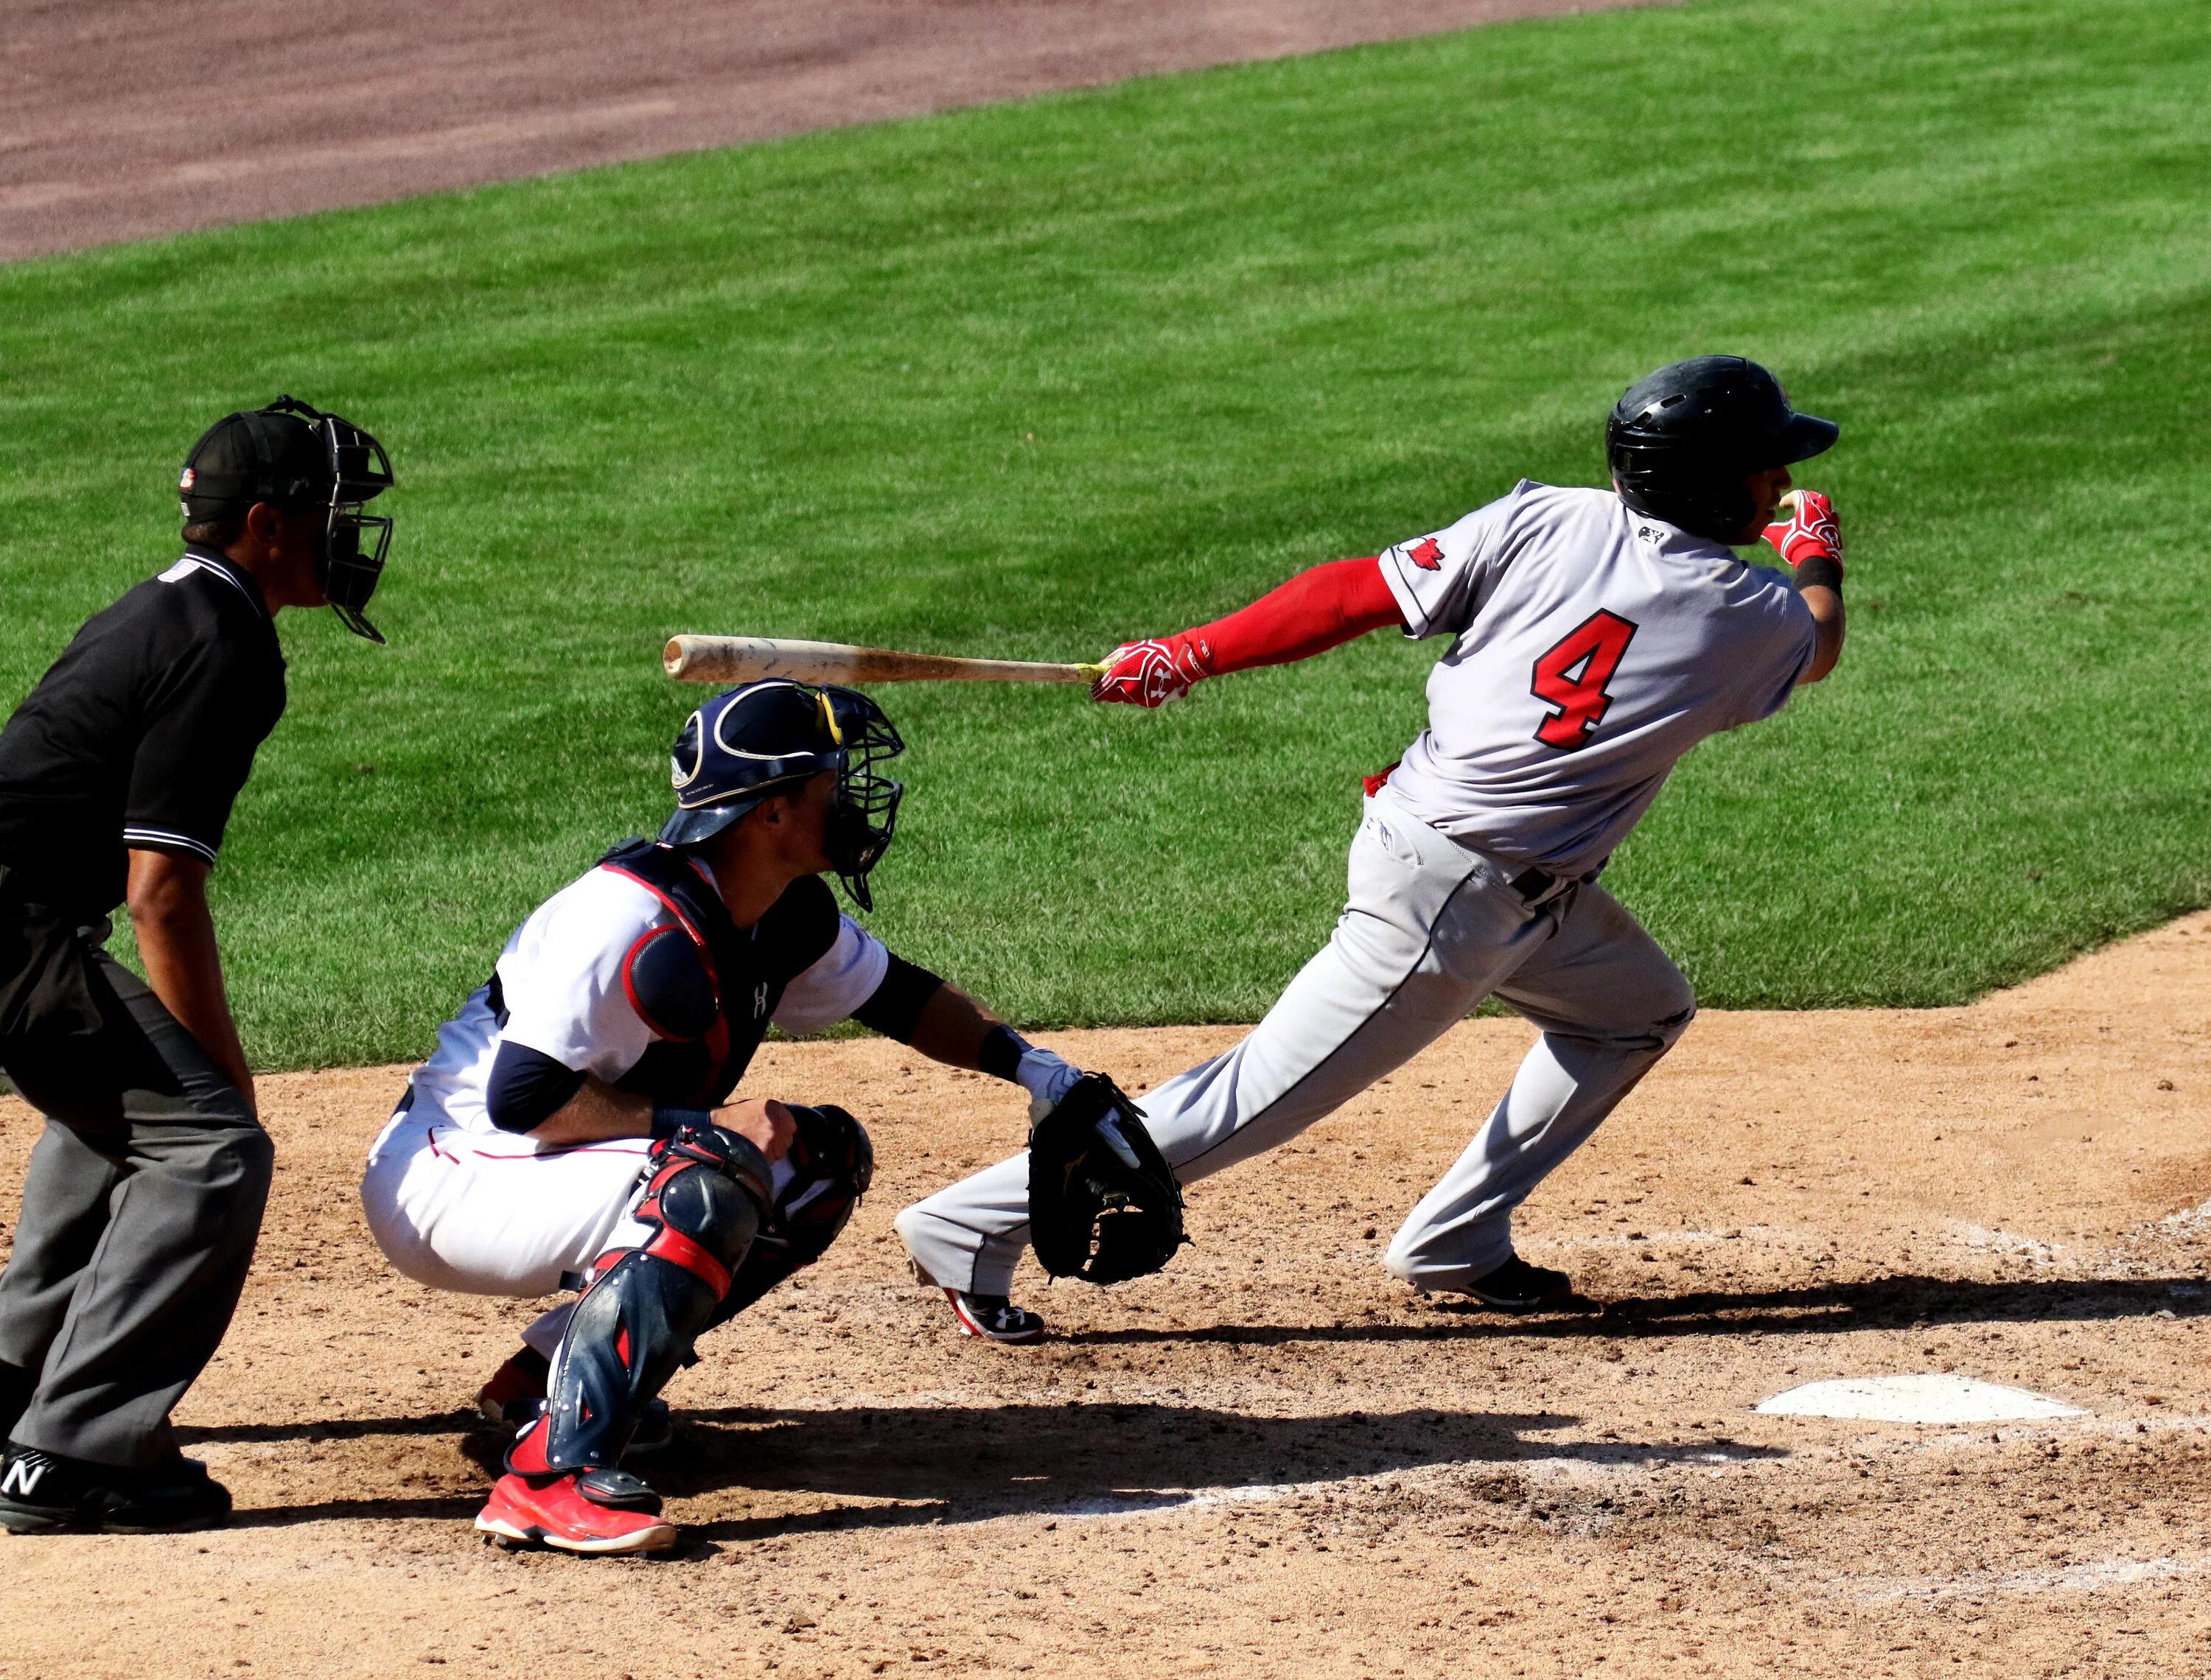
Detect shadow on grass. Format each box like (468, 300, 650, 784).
(1062, 1274, 2210, 1348)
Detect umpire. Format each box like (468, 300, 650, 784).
(0, 397, 394, 1533)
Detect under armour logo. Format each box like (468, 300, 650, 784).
(753, 983, 769, 1018)
(0, 1456, 49, 1498)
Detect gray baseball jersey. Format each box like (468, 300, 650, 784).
(1376, 481, 1816, 878)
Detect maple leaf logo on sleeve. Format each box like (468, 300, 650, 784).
(1405, 536, 1444, 571)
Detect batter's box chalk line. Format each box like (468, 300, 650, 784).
(1755, 1373, 2085, 1424)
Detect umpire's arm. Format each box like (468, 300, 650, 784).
(127, 847, 256, 1114)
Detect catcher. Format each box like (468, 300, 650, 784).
(357, 679, 1178, 1555)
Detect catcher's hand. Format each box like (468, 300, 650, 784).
(1761, 489, 1844, 576)
(1091, 636, 1211, 707)
(1027, 1074, 1186, 1284)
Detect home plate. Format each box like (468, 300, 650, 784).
(1755, 1373, 2086, 1423)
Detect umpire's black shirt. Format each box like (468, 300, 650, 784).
(0, 549, 286, 923)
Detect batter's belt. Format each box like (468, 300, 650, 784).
(1504, 864, 1599, 908)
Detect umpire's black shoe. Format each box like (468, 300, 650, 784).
(945, 1289, 1046, 1344)
(0, 1445, 232, 1535)
(1455, 1256, 1579, 1313)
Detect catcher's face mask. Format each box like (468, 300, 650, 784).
(818, 685, 905, 912)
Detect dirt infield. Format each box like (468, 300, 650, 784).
(0, 0, 1656, 264)
(3, 914, 2208, 1677)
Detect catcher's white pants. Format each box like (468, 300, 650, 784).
(895, 794, 1696, 1298)
(360, 1106, 660, 1357)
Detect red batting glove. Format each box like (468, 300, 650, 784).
(1091, 634, 1214, 707)
(1761, 489, 1844, 577)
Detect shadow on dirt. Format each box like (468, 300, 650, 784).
(1065, 1274, 2209, 1346)
(208, 1401, 1786, 1538)
(178, 1410, 481, 1447)
(650, 1400, 1784, 1543)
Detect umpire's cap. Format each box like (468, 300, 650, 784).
(179, 395, 391, 525)
(1605, 357, 1837, 542)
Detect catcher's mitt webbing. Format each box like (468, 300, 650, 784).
(1027, 1074, 1186, 1285)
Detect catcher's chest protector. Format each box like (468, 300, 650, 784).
(595, 841, 839, 1108)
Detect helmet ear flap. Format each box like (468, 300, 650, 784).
(670, 712, 705, 790)
(1607, 356, 1834, 542)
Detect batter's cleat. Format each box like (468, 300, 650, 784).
(945, 1289, 1046, 1344)
(475, 1469, 677, 1555)
(475, 1348, 674, 1454)
(0, 1445, 232, 1535)
(1456, 1255, 1578, 1313)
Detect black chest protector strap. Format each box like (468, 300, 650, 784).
(597, 841, 749, 1105)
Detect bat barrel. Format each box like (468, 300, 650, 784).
(664, 634, 1103, 686)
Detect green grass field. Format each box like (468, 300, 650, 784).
(1, 0, 2207, 1069)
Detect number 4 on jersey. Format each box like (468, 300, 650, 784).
(1530, 610, 1638, 750)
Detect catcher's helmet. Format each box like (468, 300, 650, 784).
(1605, 357, 1837, 543)
(660, 680, 906, 910)
(181, 395, 396, 643)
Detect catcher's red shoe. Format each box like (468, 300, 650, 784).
(475, 1471, 677, 1555)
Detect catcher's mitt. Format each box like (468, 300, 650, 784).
(1028, 1074, 1186, 1284)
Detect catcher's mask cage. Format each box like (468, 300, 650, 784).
(660, 680, 906, 911)
(179, 394, 397, 643)
(1604, 356, 1837, 544)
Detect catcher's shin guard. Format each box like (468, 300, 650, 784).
(508, 1127, 771, 1477)
(715, 1104, 874, 1322)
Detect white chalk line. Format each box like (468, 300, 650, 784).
(1853, 1553, 2211, 1604)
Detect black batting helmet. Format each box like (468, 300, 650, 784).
(1605, 357, 1837, 543)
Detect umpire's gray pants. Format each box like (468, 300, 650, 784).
(0, 951, 272, 1468)
(896, 795, 1695, 1298)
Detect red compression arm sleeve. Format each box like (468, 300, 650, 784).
(1172, 556, 1405, 677)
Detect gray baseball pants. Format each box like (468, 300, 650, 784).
(895, 794, 1695, 1298)
(0, 938, 271, 1469)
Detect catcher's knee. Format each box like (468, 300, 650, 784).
(651, 1142, 767, 1270)
(517, 1128, 772, 1474)
(714, 1103, 874, 1320)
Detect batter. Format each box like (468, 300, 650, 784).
(897, 356, 1851, 1329)
(360, 679, 1105, 1553)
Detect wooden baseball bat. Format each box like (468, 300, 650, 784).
(664, 634, 1108, 687)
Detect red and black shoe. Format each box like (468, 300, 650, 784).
(475, 1469, 676, 1555)
(480, 1415, 677, 1554)
(945, 1289, 1045, 1345)
(475, 1347, 674, 1453)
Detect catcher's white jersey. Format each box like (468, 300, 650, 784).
(1376, 481, 1815, 878)
(408, 862, 890, 1141)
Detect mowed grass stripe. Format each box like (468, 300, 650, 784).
(1, 0, 2206, 1068)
